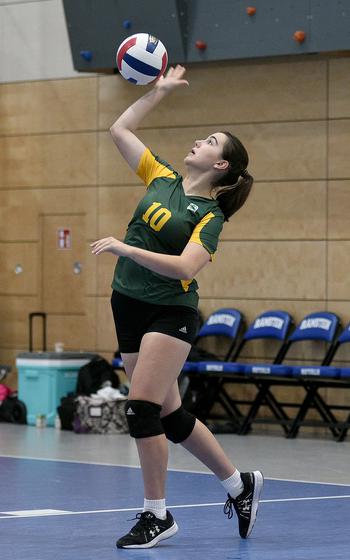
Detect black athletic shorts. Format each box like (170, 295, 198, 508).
(111, 290, 200, 353)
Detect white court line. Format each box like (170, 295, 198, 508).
(1, 454, 350, 488)
(1, 494, 350, 520)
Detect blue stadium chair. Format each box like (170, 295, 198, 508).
(241, 310, 294, 377)
(239, 311, 341, 436)
(325, 322, 350, 379)
(182, 307, 244, 374)
(334, 325, 350, 440)
(233, 311, 296, 435)
(288, 320, 350, 441)
(189, 310, 293, 431)
(112, 356, 123, 370)
(196, 310, 293, 376)
(282, 311, 341, 439)
(288, 311, 341, 379)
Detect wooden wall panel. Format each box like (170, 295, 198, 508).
(46, 303, 96, 351)
(0, 205, 38, 241)
(99, 122, 327, 186)
(0, 187, 97, 240)
(0, 78, 97, 135)
(96, 253, 117, 296)
(327, 241, 350, 300)
(239, 122, 327, 180)
(197, 241, 326, 300)
(328, 180, 350, 239)
(0, 243, 38, 294)
(99, 60, 327, 129)
(0, 133, 97, 188)
(96, 296, 117, 352)
(0, 295, 40, 347)
(98, 131, 141, 186)
(85, 242, 98, 296)
(223, 181, 327, 240)
(98, 186, 144, 238)
(329, 120, 350, 178)
(329, 58, 350, 118)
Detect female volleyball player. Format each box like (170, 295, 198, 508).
(91, 65, 263, 549)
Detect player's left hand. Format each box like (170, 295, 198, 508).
(90, 237, 129, 257)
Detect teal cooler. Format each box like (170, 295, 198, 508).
(16, 352, 98, 426)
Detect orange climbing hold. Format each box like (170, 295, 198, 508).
(293, 30, 306, 43)
(246, 7, 256, 16)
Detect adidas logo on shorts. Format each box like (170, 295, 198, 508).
(126, 407, 135, 415)
(179, 326, 188, 333)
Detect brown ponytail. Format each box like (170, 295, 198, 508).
(212, 131, 254, 221)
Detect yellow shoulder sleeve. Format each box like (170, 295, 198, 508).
(189, 212, 216, 261)
(136, 148, 176, 187)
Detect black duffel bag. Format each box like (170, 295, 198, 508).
(0, 395, 27, 424)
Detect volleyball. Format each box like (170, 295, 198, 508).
(116, 33, 168, 85)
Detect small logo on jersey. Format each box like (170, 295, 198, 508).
(126, 407, 135, 415)
(179, 326, 188, 333)
(187, 203, 199, 213)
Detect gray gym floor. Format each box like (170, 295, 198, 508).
(1, 424, 349, 484)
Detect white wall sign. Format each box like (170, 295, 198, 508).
(57, 228, 71, 249)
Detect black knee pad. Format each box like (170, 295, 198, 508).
(161, 406, 196, 443)
(125, 400, 164, 439)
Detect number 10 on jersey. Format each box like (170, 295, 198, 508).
(142, 202, 172, 232)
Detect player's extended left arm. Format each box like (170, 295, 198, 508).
(90, 237, 210, 279)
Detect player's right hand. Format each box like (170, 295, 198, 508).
(154, 65, 189, 92)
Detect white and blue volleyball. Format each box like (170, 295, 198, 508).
(116, 33, 168, 85)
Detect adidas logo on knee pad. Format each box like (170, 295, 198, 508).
(125, 400, 163, 439)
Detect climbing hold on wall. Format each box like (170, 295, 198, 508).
(195, 40, 207, 51)
(246, 7, 256, 16)
(80, 50, 93, 61)
(293, 30, 306, 44)
(123, 20, 132, 29)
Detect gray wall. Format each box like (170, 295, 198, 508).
(63, 0, 350, 72)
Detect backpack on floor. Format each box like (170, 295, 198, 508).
(0, 395, 27, 424)
(76, 356, 120, 396)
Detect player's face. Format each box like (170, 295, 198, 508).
(184, 132, 228, 171)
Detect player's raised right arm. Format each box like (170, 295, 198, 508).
(109, 65, 188, 172)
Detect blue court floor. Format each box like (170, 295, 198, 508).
(1, 456, 350, 560)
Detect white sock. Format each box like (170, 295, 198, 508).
(220, 469, 244, 499)
(143, 498, 167, 520)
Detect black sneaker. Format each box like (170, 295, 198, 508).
(223, 471, 264, 538)
(116, 510, 178, 549)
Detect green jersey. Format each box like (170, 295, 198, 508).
(112, 148, 224, 309)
